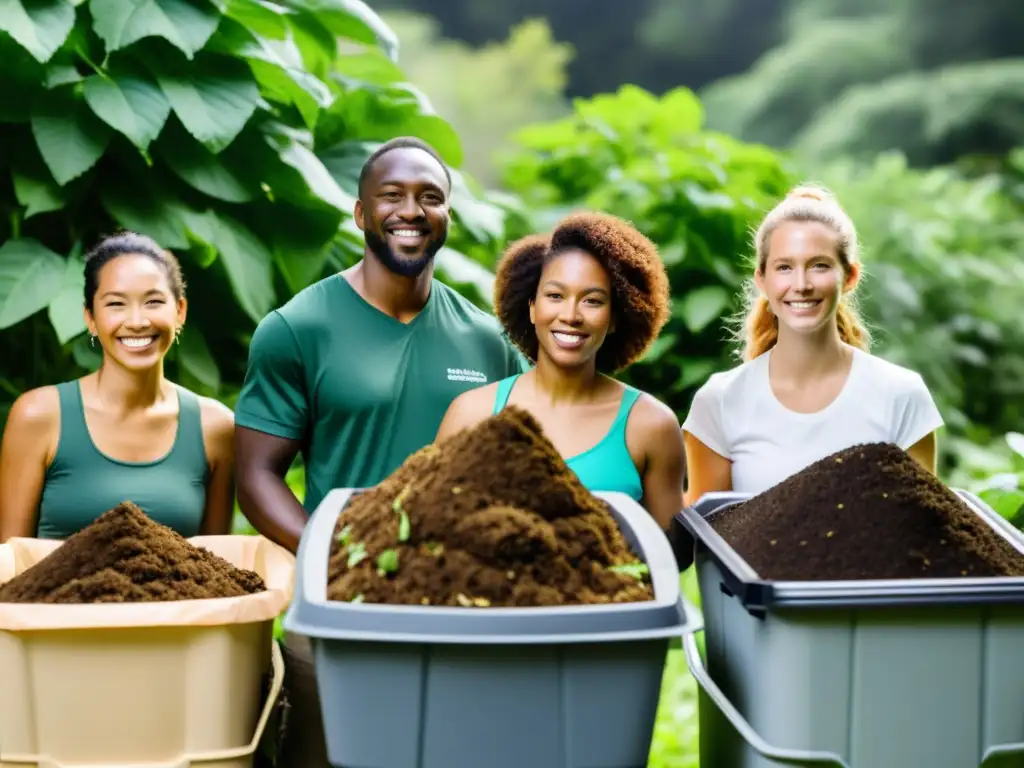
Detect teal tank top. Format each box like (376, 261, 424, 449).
(493, 374, 644, 501)
(36, 381, 210, 540)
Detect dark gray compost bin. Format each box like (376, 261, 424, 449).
(284, 488, 701, 768)
(677, 489, 1024, 768)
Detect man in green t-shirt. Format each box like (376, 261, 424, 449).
(234, 137, 524, 768)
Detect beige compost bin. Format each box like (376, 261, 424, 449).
(0, 534, 294, 768)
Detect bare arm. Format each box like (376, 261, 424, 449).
(633, 398, 685, 531)
(0, 388, 58, 542)
(682, 430, 732, 507)
(906, 431, 938, 475)
(435, 384, 497, 444)
(198, 399, 236, 536)
(235, 426, 307, 553)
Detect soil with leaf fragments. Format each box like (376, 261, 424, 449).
(326, 406, 654, 607)
(0, 502, 266, 603)
(710, 442, 1024, 581)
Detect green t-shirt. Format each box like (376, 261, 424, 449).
(234, 274, 527, 513)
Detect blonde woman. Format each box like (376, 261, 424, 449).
(681, 185, 943, 505)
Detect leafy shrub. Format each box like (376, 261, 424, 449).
(499, 84, 794, 415)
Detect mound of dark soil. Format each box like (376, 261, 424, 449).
(711, 442, 1024, 581)
(0, 502, 266, 603)
(326, 406, 653, 606)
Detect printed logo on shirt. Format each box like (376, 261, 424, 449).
(447, 367, 487, 383)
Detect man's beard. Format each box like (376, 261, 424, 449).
(364, 228, 447, 278)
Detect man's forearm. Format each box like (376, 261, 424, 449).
(237, 469, 309, 553)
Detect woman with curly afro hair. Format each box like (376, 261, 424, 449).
(435, 211, 685, 531)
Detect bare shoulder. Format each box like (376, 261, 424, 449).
(197, 395, 235, 448)
(438, 382, 501, 441)
(631, 392, 681, 438)
(452, 381, 501, 412)
(6, 385, 60, 431)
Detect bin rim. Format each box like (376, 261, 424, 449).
(284, 488, 696, 644)
(677, 488, 1024, 615)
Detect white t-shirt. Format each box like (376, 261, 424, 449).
(682, 347, 944, 496)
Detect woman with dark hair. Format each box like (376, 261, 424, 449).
(435, 211, 684, 531)
(0, 231, 236, 542)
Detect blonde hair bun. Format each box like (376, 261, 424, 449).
(785, 184, 835, 204)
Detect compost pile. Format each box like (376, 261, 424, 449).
(711, 442, 1024, 581)
(0, 502, 266, 603)
(327, 406, 653, 606)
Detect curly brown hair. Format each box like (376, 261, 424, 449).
(494, 211, 671, 372)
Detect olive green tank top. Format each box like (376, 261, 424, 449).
(36, 381, 210, 540)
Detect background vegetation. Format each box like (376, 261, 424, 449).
(2, 1, 1022, 765)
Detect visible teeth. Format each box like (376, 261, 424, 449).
(788, 301, 818, 309)
(120, 336, 155, 348)
(553, 332, 584, 344)
(392, 229, 423, 238)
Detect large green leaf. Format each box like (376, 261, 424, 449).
(205, 14, 331, 128)
(0, 239, 66, 329)
(12, 161, 66, 218)
(89, 0, 220, 59)
(282, 0, 397, 59)
(83, 67, 172, 152)
(266, 125, 353, 212)
(148, 49, 261, 153)
(676, 285, 731, 334)
(0, 0, 76, 63)
(183, 209, 274, 322)
(157, 117, 255, 202)
(176, 324, 220, 389)
(223, 0, 291, 40)
(435, 247, 495, 307)
(47, 246, 87, 344)
(100, 173, 192, 249)
(31, 86, 113, 185)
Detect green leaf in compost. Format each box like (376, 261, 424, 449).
(375, 548, 399, 576)
(83, 65, 172, 153)
(608, 562, 650, 580)
(346, 541, 367, 568)
(89, 0, 220, 59)
(147, 48, 262, 154)
(397, 509, 410, 542)
(336, 524, 352, 545)
(0, 239, 66, 330)
(47, 245, 87, 344)
(31, 85, 113, 185)
(0, 0, 76, 63)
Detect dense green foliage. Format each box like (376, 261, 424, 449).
(500, 85, 793, 416)
(0, 0, 511, 420)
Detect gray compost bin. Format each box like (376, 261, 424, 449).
(284, 488, 702, 768)
(677, 489, 1024, 768)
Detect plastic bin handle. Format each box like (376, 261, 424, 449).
(678, 601, 851, 768)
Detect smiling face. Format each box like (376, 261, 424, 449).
(755, 220, 858, 339)
(354, 147, 450, 278)
(84, 254, 186, 372)
(529, 248, 614, 370)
